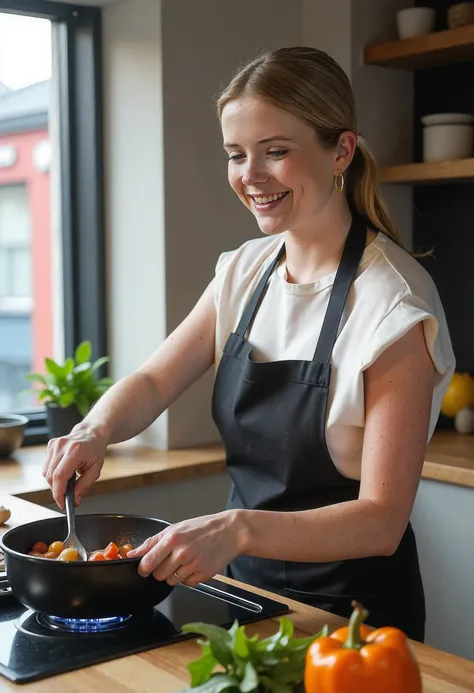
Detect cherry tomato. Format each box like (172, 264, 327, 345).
(44, 551, 59, 559)
(89, 553, 106, 561)
(103, 542, 119, 560)
(32, 542, 48, 554)
(119, 543, 134, 558)
(28, 551, 44, 557)
(58, 548, 79, 561)
(49, 541, 64, 554)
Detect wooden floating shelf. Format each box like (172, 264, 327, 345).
(364, 24, 474, 70)
(379, 158, 474, 185)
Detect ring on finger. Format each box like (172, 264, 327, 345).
(173, 567, 185, 581)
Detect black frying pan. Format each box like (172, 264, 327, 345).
(0, 514, 174, 618)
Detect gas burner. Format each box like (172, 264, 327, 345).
(15, 608, 155, 640)
(41, 614, 133, 633)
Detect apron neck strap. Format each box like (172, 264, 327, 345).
(312, 216, 367, 364)
(234, 242, 285, 338)
(235, 217, 368, 365)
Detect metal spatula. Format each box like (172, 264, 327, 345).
(63, 474, 88, 561)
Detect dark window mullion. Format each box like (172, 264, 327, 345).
(72, 9, 106, 365)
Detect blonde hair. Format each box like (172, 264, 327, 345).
(216, 47, 405, 250)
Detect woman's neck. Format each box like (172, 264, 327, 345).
(282, 205, 369, 285)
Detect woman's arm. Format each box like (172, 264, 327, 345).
(233, 321, 435, 562)
(43, 280, 217, 507)
(77, 279, 217, 445)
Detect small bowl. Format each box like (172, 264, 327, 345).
(0, 415, 28, 458)
(397, 7, 436, 39)
(448, 2, 474, 29)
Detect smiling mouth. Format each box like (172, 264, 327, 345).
(249, 191, 290, 210)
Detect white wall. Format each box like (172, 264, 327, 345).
(102, 0, 168, 447)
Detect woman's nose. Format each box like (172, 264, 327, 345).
(241, 158, 269, 187)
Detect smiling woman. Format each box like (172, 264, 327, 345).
(40, 45, 455, 644)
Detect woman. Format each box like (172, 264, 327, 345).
(43, 47, 455, 641)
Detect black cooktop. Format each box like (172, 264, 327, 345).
(0, 578, 289, 684)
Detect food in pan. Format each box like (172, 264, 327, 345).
(26, 540, 134, 562)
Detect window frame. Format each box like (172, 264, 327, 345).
(0, 0, 106, 444)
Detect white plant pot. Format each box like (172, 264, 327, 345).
(422, 113, 474, 162)
(397, 7, 436, 39)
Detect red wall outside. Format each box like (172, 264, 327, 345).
(0, 128, 52, 373)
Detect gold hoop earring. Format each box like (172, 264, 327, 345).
(334, 169, 344, 193)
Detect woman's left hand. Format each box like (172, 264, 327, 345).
(127, 510, 243, 586)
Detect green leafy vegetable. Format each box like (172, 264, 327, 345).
(177, 616, 328, 693)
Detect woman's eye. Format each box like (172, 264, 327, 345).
(268, 149, 288, 158)
(227, 153, 245, 161)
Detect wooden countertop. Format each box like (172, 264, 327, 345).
(423, 430, 474, 488)
(0, 442, 227, 505)
(0, 429, 473, 508)
(0, 494, 473, 692)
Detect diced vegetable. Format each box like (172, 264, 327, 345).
(32, 541, 49, 554)
(58, 548, 80, 562)
(103, 542, 119, 560)
(48, 541, 64, 554)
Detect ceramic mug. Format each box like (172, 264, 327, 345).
(396, 7, 436, 39)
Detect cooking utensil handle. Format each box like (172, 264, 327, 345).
(65, 473, 77, 532)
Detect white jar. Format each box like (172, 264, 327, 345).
(422, 113, 474, 162)
(396, 7, 436, 39)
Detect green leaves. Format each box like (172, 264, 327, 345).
(180, 674, 240, 693)
(183, 623, 233, 669)
(23, 340, 114, 418)
(75, 340, 92, 364)
(178, 617, 328, 693)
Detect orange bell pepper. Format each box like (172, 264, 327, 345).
(305, 601, 422, 693)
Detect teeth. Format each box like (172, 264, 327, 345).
(253, 192, 287, 204)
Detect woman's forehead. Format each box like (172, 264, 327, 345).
(221, 97, 309, 145)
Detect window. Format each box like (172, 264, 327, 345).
(0, 1, 106, 444)
(0, 185, 33, 410)
(0, 185, 32, 302)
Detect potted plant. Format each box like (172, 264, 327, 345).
(24, 340, 114, 439)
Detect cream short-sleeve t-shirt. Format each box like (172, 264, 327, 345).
(213, 232, 455, 480)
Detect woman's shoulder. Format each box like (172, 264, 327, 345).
(358, 232, 455, 377)
(364, 232, 444, 309)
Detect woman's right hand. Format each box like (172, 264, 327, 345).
(42, 424, 108, 510)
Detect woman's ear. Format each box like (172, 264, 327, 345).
(335, 131, 357, 171)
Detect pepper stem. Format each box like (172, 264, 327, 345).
(343, 601, 369, 650)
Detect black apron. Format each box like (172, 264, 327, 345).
(212, 216, 426, 642)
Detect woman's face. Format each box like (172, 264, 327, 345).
(221, 96, 352, 237)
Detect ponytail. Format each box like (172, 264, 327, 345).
(347, 136, 404, 249)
